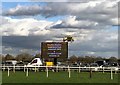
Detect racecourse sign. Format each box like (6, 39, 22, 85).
(41, 42, 68, 59)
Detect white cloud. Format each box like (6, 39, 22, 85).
(1, 17, 53, 36)
(2, 26, 118, 57)
(69, 28, 118, 53)
(51, 16, 98, 29)
(4, 4, 42, 16)
(3, 0, 118, 24)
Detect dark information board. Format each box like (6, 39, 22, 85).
(41, 42, 68, 59)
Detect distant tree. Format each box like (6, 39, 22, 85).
(94, 56, 103, 61)
(69, 55, 78, 63)
(84, 56, 95, 64)
(16, 53, 33, 62)
(77, 56, 85, 63)
(109, 57, 118, 62)
(0, 54, 5, 61)
(4, 54, 15, 61)
(34, 53, 41, 58)
(2, 56, 5, 61)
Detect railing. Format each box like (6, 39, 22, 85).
(0, 65, 120, 80)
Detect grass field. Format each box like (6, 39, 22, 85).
(2, 71, 119, 83)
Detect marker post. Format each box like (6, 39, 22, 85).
(46, 67, 49, 78)
(8, 67, 9, 77)
(111, 68, 113, 80)
(68, 66, 71, 78)
(26, 68, 29, 77)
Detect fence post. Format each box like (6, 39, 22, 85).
(68, 66, 71, 78)
(26, 68, 29, 77)
(24, 66, 25, 72)
(46, 66, 49, 78)
(8, 67, 9, 77)
(35, 66, 37, 72)
(13, 65, 15, 73)
(56, 65, 58, 72)
(3, 64, 5, 71)
(111, 68, 113, 80)
(115, 69, 117, 74)
(103, 67, 104, 73)
(79, 66, 80, 73)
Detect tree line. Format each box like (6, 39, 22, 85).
(0, 53, 119, 64)
(0, 53, 41, 62)
(68, 55, 119, 64)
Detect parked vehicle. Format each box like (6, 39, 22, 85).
(70, 63, 79, 71)
(5, 60, 17, 66)
(95, 60, 106, 67)
(102, 62, 119, 71)
(57, 63, 68, 71)
(15, 61, 25, 70)
(80, 63, 90, 71)
(108, 62, 119, 67)
(108, 62, 119, 71)
(2, 60, 17, 70)
(80, 63, 90, 67)
(26, 58, 44, 71)
(26, 58, 43, 67)
(90, 63, 99, 71)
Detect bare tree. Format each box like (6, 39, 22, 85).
(34, 53, 41, 58)
(4, 54, 15, 61)
(69, 55, 78, 63)
(16, 53, 33, 62)
(109, 57, 118, 62)
(0, 54, 5, 61)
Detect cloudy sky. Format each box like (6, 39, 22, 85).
(1, 0, 119, 58)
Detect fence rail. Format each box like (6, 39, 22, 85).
(0, 65, 120, 73)
(0, 65, 120, 69)
(0, 65, 120, 80)
(0, 65, 120, 71)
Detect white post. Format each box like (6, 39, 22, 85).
(46, 67, 48, 78)
(26, 68, 29, 77)
(56, 65, 58, 72)
(3, 64, 5, 71)
(111, 68, 113, 80)
(103, 67, 104, 73)
(8, 67, 9, 77)
(35, 66, 36, 72)
(67, 65, 69, 72)
(68, 66, 71, 78)
(115, 70, 117, 74)
(13, 65, 15, 73)
(79, 66, 80, 73)
(24, 66, 25, 72)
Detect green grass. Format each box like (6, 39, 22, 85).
(0, 71, 2, 84)
(2, 71, 119, 83)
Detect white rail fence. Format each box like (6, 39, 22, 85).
(0, 65, 120, 80)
